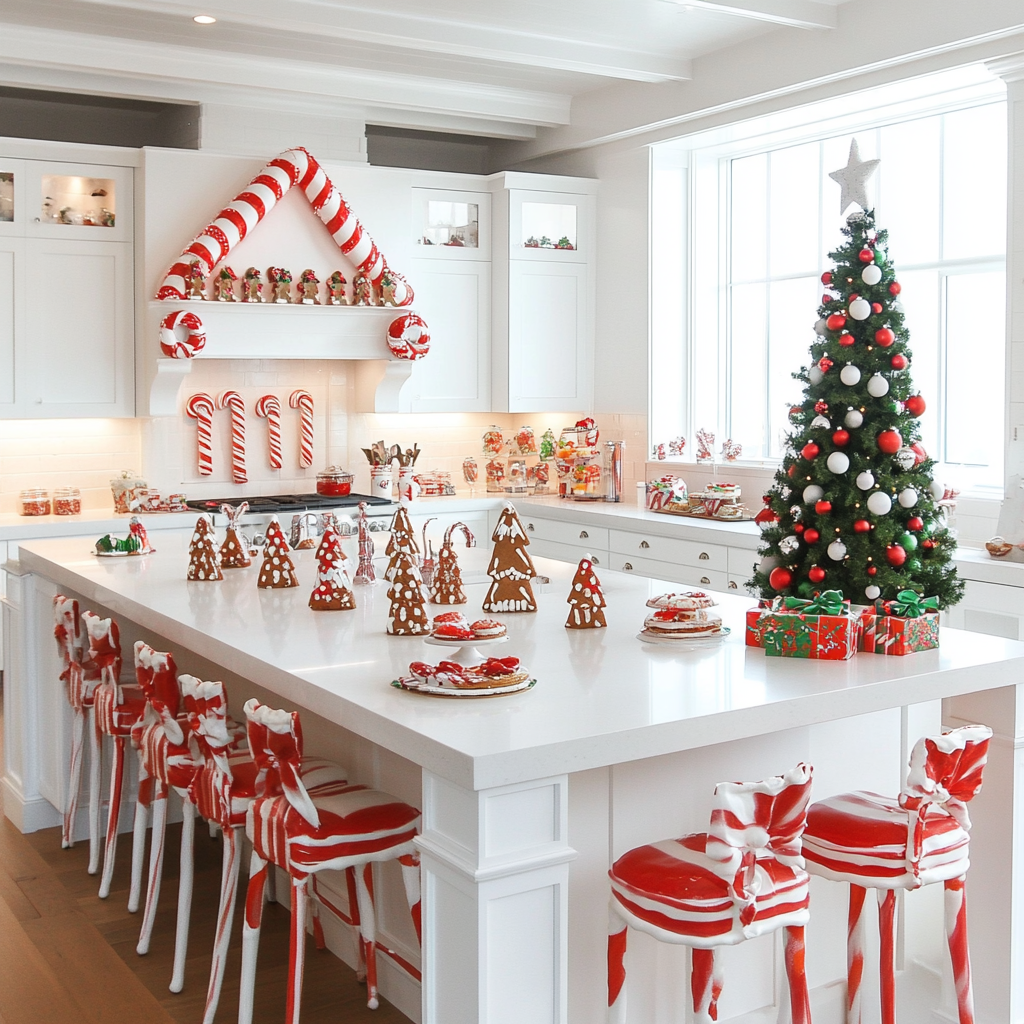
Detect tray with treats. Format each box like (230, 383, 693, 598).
(655, 481, 754, 522)
(638, 591, 730, 645)
(393, 656, 535, 697)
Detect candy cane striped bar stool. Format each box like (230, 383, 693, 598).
(82, 610, 148, 899)
(608, 762, 814, 1024)
(239, 699, 422, 1022)
(802, 725, 992, 1024)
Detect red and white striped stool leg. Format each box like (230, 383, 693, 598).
(201, 825, 243, 1024)
(354, 864, 380, 1010)
(87, 708, 102, 875)
(346, 866, 366, 982)
(691, 947, 721, 1023)
(137, 787, 168, 955)
(783, 926, 811, 1024)
(847, 884, 867, 1024)
(311, 895, 326, 951)
(399, 852, 422, 944)
(169, 799, 196, 993)
(944, 876, 975, 1024)
(239, 850, 269, 1024)
(128, 758, 152, 913)
(877, 889, 897, 1024)
(99, 735, 127, 898)
(287, 877, 309, 1024)
(607, 903, 628, 1024)
(63, 708, 86, 849)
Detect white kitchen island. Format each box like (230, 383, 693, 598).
(4, 534, 1024, 1024)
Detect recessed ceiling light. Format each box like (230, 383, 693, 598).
(193, 14, 216, 24)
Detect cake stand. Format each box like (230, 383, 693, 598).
(423, 634, 509, 667)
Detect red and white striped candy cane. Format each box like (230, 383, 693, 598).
(255, 395, 282, 470)
(185, 393, 215, 476)
(157, 148, 413, 306)
(216, 391, 247, 484)
(289, 390, 314, 468)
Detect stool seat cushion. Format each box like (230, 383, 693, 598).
(803, 791, 970, 889)
(95, 684, 147, 736)
(610, 832, 809, 948)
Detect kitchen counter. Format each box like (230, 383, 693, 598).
(0, 508, 194, 543)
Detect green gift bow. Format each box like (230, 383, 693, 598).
(781, 590, 847, 616)
(887, 590, 940, 618)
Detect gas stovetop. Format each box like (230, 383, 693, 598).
(184, 493, 395, 515)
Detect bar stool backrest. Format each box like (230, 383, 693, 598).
(134, 642, 184, 744)
(53, 595, 83, 682)
(81, 611, 122, 686)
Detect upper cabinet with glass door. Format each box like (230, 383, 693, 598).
(413, 188, 490, 260)
(0, 158, 24, 236)
(26, 161, 133, 242)
(509, 189, 590, 263)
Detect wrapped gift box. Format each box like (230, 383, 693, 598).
(750, 591, 860, 661)
(746, 600, 774, 647)
(859, 591, 940, 656)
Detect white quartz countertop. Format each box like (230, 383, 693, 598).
(15, 534, 1024, 791)
(0, 508, 195, 543)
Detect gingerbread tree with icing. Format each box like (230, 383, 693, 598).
(482, 502, 536, 613)
(257, 516, 299, 589)
(430, 522, 474, 605)
(187, 515, 223, 581)
(386, 551, 429, 635)
(309, 526, 355, 611)
(385, 506, 420, 581)
(565, 556, 606, 629)
(219, 502, 251, 569)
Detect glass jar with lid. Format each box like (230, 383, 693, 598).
(316, 466, 354, 497)
(54, 487, 82, 515)
(20, 489, 51, 516)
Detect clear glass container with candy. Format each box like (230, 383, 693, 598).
(54, 486, 82, 515)
(316, 467, 354, 497)
(20, 488, 51, 516)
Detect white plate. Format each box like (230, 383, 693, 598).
(392, 676, 536, 698)
(636, 627, 730, 647)
(424, 634, 508, 649)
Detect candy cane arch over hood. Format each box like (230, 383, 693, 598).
(255, 395, 282, 470)
(289, 390, 314, 468)
(185, 393, 215, 476)
(156, 148, 414, 307)
(216, 390, 247, 484)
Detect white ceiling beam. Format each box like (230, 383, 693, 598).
(674, 0, 837, 30)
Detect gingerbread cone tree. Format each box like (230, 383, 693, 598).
(385, 506, 420, 580)
(482, 502, 536, 613)
(309, 526, 356, 610)
(430, 521, 474, 605)
(566, 555, 606, 629)
(386, 551, 429, 635)
(219, 501, 251, 569)
(187, 515, 223, 581)
(257, 516, 299, 589)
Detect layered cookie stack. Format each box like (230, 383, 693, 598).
(640, 591, 727, 643)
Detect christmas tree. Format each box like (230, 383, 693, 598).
(482, 503, 537, 613)
(257, 516, 299, 589)
(386, 551, 429, 635)
(309, 526, 356, 611)
(187, 516, 223, 581)
(430, 522, 474, 605)
(751, 144, 962, 609)
(385, 506, 420, 581)
(565, 556, 606, 628)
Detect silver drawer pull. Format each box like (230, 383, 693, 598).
(639, 540, 649, 549)
(699, 551, 709, 560)
(579, 530, 588, 539)
(527, 523, 534, 531)
(700, 576, 711, 585)
(622, 562, 633, 571)
(728, 581, 738, 589)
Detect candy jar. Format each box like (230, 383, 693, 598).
(539, 428, 556, 460)
(54, 487, 82, 515)
(462, 457, 479, 495)
(20, 489, 51, 516)
(485, 458, 505, 492)
(516, 426, 537, 454)
(482, 425, 504, 456)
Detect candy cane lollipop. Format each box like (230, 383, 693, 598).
(255, 395, 282, 470)
(185, 393, 215, 476)
(444, 521, 476, 549)
(289, 389, 314, 468)
(216, 390, 247, 484)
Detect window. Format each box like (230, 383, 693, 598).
(654, 85, 1007, 490)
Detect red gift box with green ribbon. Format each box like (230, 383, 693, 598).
(745, 599, 774, 647)
(753, 591, 860, 660)
(858, 590, 940, 655)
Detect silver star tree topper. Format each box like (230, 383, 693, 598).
(829, 139, 880, 215)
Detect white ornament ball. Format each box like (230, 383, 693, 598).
(827, 452, 850, 474)
(814, 318, 828, 336)
(849, 298, 872, 321)
(898, 487, 918, 508)
(840, 364, 861, 386)
(759, 555, 780, 574)
(809, 366, 824, 385)
(779, 535, 800, 556)
(867, 490, 893, 515)
(895, 446, 916, 471)
(845, 409, 864, 429)
(861, 264, 882, 286)
(803, 484, 824, 504)
(856, 471, 875, 490)
(827, 540, 847, 561)
(865, 585, 881, 600)
(929, 480, 945, 500)
(811, 414, 830, 429)
(867, 374, 890, 397)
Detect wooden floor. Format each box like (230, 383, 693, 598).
(0, 696, 413, 1024)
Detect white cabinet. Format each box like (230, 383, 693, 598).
(943, 579, 1024, 639)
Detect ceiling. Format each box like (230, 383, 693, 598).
(0, 0, 851, 140)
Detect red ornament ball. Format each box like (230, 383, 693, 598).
(769, 567, 793, 591)
(808, 566, 827, 584)
(832, 429, 850, 446)
(912, 441, 928, 465)
(906, 395, 926, 417)
(858, 249, 874, 263)
(788, 465, 797, 478)
(872, 303, 883, 314)
(794, 522, 805, 534)
(891, 353, 908, 370)
(907, 516, 924, 531)
(877, 429, 903, 454)
(886, 544, 907, 567)
(889, 282, 902, 295)
(838, 332, 855, 347)
(815, 500, 832, 515)
(853, 519, 871, 533)
(821, 271, 833, 285)
(802, 442, 820, 461)
(789, 405, 803, 420)
(822, 295, 832, 304)
(818, 356, 834, 373)
(803, 528, 820, 544)
(922, 539, 936, 549)
(826, 314, 847, 331)
(849, 294, 860, 302)
(814, 400, 829, 413)
(875, 327, 895, 347)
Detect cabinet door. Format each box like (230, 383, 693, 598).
(25, 161, 133, 242)
(22, 238, 134, 417)
(0, 158, 25, 237)
(408, 260, 491, 412)
(508, 260, 589, 412)
(0, 239, 20, 411)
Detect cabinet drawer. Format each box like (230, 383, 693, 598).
(727, 547, 758, 578)
(608, 530, 727, 571)
(528, 538, 608, 568)
(612, 553, 728, 591)
(520, 516, 609, 551)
